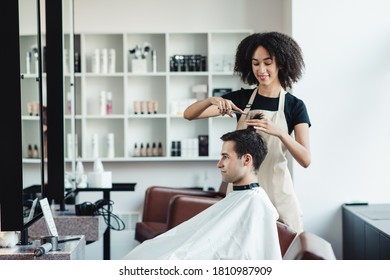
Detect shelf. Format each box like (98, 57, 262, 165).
(20, 30, 252, 163)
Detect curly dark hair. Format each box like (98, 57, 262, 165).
(233, 32, 305, 89)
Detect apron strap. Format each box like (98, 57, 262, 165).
(278, 88, 286, 112)
(238, 86, 285, 125)
(238, 88, 258, 123)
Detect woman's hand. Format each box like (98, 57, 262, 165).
(210, 97, 244, 117)
(183, 96, 244, 120)
(247, 117, 311, 168)
(246, 118, 283, 137)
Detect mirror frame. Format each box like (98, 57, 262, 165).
(1, 1, 24, 231)
(1, 0, 71, 235)
(45, 0, 66, 208)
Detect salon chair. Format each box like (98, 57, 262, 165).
(283, 231, 336, 260)
(134, 183, 297, 257)
(168, 194, 298, 257)
(166, 196, 336, 260)
(134, 184, 336, 259)
(134, 183, 227, 243)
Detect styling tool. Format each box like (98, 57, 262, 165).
(231, 110, 247, 115)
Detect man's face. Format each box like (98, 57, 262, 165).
(217, 140, 246, 184)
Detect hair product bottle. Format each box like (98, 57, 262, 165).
(100, 91, 106, 115)
(27, 102, 33, 116)
(152, 49, 157, 72)
(147, 100, 153, 114)
(27, 144, 33, 158)
(146, 143, 151, 156)
(107, 133, 115, 158)
(33, 144, 39, 158)
(66, 91, 72, 115)
(108, 48, 116, 73)
(63, 49, 69, 74)
(152, 142, 157, 156)
(106, 91, 112, 115)
(133, 143, 139, 157)
(158, 142, 163, 156)
(26, 51, 31, 74)
(133, 101, 139, 114)
(92, 134, 99, 158)
(67, 133, 74, 159)
(101, 48, 108, 74)
(92, 49, 100, 73)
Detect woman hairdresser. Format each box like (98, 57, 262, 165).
(183, 32, 311, 233)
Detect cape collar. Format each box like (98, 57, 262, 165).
(233, 182, 260, 191)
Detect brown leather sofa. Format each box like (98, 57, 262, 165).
(134, 185, 226, 243)
(283, 231, 336, 260)
(135, 185, 336, 260)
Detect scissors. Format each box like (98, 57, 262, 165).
(231, 110, 265, 119)
(230, 110, 248, 115)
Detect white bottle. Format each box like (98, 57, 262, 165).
(74, 134, 78, 158)
(92, 48, 100, 73)
(99, 90, 106, 115)
(91, 134, 99, 158)
(67, 133, 73, 159)
(76, 158, 85, 184)
(108, 48, 116, 73)
(34, 50, 39, 74)
(26, 51, 31, 74)
(63, 49, 69, 74)
(106, 91, 112, 115)
(152, 50, 157, 72)
(107, 133, 115, 158)
(101, 48, 108, 74)
(66, 91, 72, 115)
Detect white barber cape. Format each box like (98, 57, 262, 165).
(123, 186, 282, 260)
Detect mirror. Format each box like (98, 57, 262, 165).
(1, 0, 75, 239)
(44, 0, 76, 211)
(19, 0, 46, 230)
(63, 0, 77, 192)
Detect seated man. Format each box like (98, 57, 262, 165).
(123, 126, 281, 260)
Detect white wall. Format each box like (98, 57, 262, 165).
(291, 0, 390, 259)
(73, 0, 285, 33)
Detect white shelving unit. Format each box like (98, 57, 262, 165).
(20, 30, 252, 163)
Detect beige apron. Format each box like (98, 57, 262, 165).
(226, 87, 303, 233)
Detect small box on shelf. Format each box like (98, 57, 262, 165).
(131, 59, 147, 73)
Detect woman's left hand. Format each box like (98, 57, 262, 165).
(246, 118, 282, 137)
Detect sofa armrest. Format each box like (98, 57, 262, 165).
(283, 232, 336, 260)
(277, 221, 297, 257)
(167, 195, 221, 229)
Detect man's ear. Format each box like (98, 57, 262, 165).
(242, 153, 252, 167)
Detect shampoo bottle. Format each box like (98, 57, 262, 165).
(106, 91, 112, 115)
(101, 48, 108, 74)
(92, 134, 99, 158)
(100, 91, 106, 115)
(108, 48, 116, 73)
(92, 49, 100, 73)
(107, 133, 115, 158)
(26, 51, 31, 74)
(152, 49, 157, 72)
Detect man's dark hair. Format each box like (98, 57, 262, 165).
(234, 31, 305, 90)
(220, 127, 267, 171)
